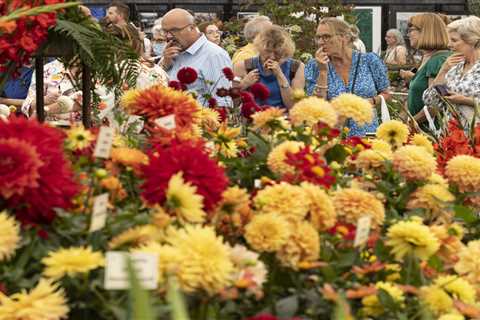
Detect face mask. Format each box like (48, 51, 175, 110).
(153, 42, 166, 56)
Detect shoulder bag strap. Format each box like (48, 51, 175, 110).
(350, 53, 362, 94)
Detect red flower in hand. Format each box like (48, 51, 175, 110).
(240, 91, 255, 104)
(168, 80, 186, 91)
(222, 67, 234, 81)
(177, 67, 198, 84)
(250, 82, 270, 101)
(208, 97, 218, 108)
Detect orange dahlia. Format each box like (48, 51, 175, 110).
(111, 147, 149, 167)
(445, 155, 480, 192)
(393, 145, 436, 181)
(333, 188, 385, 227)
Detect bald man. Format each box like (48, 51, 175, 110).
(161, 9, 232, 107)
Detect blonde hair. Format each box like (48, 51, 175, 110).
(448, 16, 480, 48)
(409, 13, 449, 50)
(253, 25, 295, 58)
(318, 17, 355, 45)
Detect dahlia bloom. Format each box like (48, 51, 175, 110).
(393, 145, 436, 181)
(289, 97, 338, 128)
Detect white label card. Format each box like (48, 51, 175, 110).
(254, 179, 262, 189)
(354, 216, 372, 247)
(104, 252, 158, 290)
(89, 193, 109, 232)
(93, 126, 115, 159)
(154, 114, 176, 130)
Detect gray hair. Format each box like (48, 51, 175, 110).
(152, 24, 163, 34)
(448, 16, 480, 48)
(244, 15, 272, 42)
(386, 28, 405, 46)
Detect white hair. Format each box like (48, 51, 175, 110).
(386, 28, 405, 46)
(243, 15, 272, 42)
(448, 16, 480, 48)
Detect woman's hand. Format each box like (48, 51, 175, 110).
(315, 48, 329, 70)
(240, 69, 260, 89)
(399, 69, 415, 81)
(445, 92, 471, 105)
(264, 59, 282, 78)
(440, 53, 465, 73)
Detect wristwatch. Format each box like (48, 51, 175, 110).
(280, 83, 290, 89)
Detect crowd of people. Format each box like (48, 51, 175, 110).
(2, 1, 480, 136)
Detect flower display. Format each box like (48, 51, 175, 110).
(0, 279, 69, 320)
(454, 240, 480, 285)
(267, 141, 305, 176)
(301, 182, 336, 231)
(0, 211, 20, 262)
(253, 183, 310, 221)
(0, 117, 78, 225)
(376, 120, 409, 148)
(393, 145, 436, 181)
(244, 213, 291, 252)
(165, 171, 206, 224)
(167, 225, 234, 294)
(141, 140, 229, 212)
(333, 188, 385, 227)
(289, 97, 338, 128)
(276, 221, 320, 269)
(331, 93, 373, 125)
(445, 155, 480, 192)
(42, 247, 105, 279)
(386, 219, 440, 261)
(177, 67, 198, 84)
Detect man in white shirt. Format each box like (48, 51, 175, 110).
(161, 9, 232, 107)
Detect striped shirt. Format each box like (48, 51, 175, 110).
(166, 34, 232, 107)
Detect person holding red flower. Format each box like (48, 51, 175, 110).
(160, 8, 233, 107)
(233, 25, 305, 109)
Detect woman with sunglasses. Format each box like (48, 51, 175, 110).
(399, 13, 450, 127)
(304, 17, 391, 137)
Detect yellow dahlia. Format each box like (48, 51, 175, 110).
(445, 155, 480, 192)
(301, 182, 336, 231)
(108, 224, 163, 249)
(217, 186, 251, 214)
(0, 211, 20, 262)
(439, 314, 465, 320)
(333, 188, 385, 227)
(196, 107, 220, 130)
(376, 120, 409, 148)
(331, 93, 373, 125)
(42, 246, 104, 279)
(276, 221, 320, 270)
(386, 219, 440, 261)
(251, 107, 286, 131)
(267, 141, 305, 176)
(253, 183, 310, 221)
(165, 171, 206, 224)
(0, 279, 69, 320)
(393, 145, 437, 181)
(244, 213, 291, 252)
(167, 225, 234, 294)
(407, 184, 455, 216)
(132, 241, 180, 285)
(428, 173, 449, 188)
(289, 97, 338, 128)
(411, 133, 434, 154)
(215, 141, 238, 158)
(362, 282, 405, 317)
(119, 88, 141, 109)
(65, 125, 95, 151)
(434, 275, 476, 304)
(455, 240, 480, 285)
(420, 286, 455, 316)
(151, 206, 172, 229)
(111, 147, 149, 167)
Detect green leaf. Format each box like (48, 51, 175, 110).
(126, 258, 154, 320)
(166, 278, 190, 320)
(377, 288, 397, 311)
(325, 144, 349, 164)
(427, 255, 444, 272)
(454, 205, 478, 224)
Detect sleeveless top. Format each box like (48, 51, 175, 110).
(251, 56, 293, 108)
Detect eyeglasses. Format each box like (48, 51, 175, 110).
(315, 33, 335, 42)
(407, 26, 420, 33)
(163, 24, 192, 35)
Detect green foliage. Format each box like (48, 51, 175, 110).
(127, 258, 155, 320)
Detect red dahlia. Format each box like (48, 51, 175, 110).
(168, 80, 187, 91)
(141, 140, 229, 212)
(0, 117, 78, 225)
(177, 67, 198, 84)
(250, 82, 270, 101)
(222, 67, 234, 81)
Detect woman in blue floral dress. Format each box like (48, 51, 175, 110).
(305, 18, 391, 137)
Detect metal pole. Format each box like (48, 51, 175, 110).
(82, 63, 91, 128)
(35, 57, 45, 122)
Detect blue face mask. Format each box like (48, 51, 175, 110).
(153, 43, 166, 56)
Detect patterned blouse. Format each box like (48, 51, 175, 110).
(305, 51, 390, 136)
(423, 60, 480, 126)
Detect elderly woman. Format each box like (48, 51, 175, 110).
(231, 15, 272, 65)
(199, 21, 222, 46)
(399, 13, 450, 126)
(384, 29, 407, 65)
(151, 23, 167, 58)
(423, 16, 480, 126)
(304, 17, 390, 136)
(233, 25, 305, 109)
